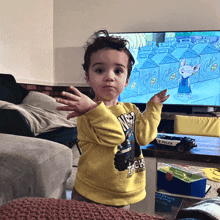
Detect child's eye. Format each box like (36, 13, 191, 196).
(95, 68, 104, 74)
(115, 68, 123, 74)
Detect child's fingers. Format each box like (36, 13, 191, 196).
(163, 94, 170, 102)
(160, 89, 167, 96)
(56, 96, 79, 110)
(61, 91, 79, 101)
(161, 89, 169, 97)
(156, 89, 166, 98)
(56, 105, 76, 111)
(159, 89, 169, 103)
(67, 111, 79, 120)
(55, 98, 65, 105)
(68, 86, 82, 97)
(56, 97, 71, 105)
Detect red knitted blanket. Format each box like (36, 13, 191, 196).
(0, 197, 171, 220)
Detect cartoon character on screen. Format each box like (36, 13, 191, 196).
(177, 58, 201, 98)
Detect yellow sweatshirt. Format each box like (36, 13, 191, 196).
(74, 101, 162, 206)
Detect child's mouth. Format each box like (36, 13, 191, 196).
(103, 85, 115, 89)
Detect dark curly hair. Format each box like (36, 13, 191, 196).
(82, 30, 135, 79)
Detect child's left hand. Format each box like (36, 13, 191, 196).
(149, 89, 170, 104)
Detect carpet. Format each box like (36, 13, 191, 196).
(0, 197, 171, 220)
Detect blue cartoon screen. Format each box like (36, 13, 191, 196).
(111, 31, 220, 106)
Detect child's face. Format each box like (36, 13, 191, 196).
(86, 49, 130, 104)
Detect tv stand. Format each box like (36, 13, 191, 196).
(192, 111, 219, 117)
(192, 106, 215, 114)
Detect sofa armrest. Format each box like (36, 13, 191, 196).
(174, 115, 220, 137)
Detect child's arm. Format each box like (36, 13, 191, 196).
(135, 89, 170, 146)
(56, 86, 98, 119)
(56, 86, 125, 146)
(77, 102, 125, 147)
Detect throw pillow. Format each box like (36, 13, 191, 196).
(22, 91, 77, 123)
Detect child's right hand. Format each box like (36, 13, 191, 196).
(56, 86, 98, 119)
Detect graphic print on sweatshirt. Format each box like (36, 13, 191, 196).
(114, 112, 145, 177)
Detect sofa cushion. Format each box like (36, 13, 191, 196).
(0, 133, 73, 206)
(22, 91, 76, 120)
(0, 95, 77, 136)
(174, 115, 220, 137)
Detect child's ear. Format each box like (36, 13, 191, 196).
(124, 77, 130, 87)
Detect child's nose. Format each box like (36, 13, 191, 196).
(105, 71, 114, 81)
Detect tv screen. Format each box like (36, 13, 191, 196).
(110, 31, 220, 112)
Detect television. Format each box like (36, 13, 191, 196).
(110, 31, 220, 114)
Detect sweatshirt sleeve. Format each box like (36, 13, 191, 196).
(135, 101, 162, 146)
(77, 102, 125, 147)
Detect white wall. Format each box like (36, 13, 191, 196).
(0, 0, 53, 85)
(1, 0, 220, 86)
(54, 0, 220, 86)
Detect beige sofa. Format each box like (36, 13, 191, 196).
(0, 133, 73, 206)
(0, 74, 77, 206)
